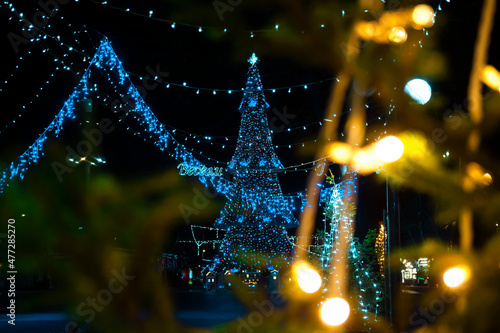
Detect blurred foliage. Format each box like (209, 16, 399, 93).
(392, 236, 500, 333)
(0, 141, 222, 332)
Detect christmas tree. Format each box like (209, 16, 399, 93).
(215, 54, 298, 270)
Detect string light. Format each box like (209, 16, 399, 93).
(86, 0, 450, 39)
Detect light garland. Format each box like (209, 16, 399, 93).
(87, 0, 451, 42)
(319, 173, 383, 322)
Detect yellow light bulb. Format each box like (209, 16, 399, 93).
(443, 266, 469, 288)
(320, 297, 350, 326)
(375, 136, 404, 163)
(482, 65, 500, 91)
(294, 261, 322, 294)
(388, 26, 407, 43)
(412, 4, 435, 28)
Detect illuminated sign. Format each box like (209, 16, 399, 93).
(177, 163, 224, 177)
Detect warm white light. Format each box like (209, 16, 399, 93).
(482, 65, 500, 91)
(405, 78, 432, 104)
(443, 266, 469, 288)
(482, 173, 493, 186)
(294, 261, 322, 294)
(352, 147, 379, 174)
(375, 136, 404, 163)
(320, 297, 350, 326)
(388, 26, 407, 43)
(328, 142, 353, 164)
(412, 4, 435, 28)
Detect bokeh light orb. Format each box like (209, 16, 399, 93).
(482, 173, 493, 186)
(388, 26, 407, 43)
(443, 266, 469, 288)
(320, 297, 350, 326)
(328, 142, 353, 164)
(405, 78, 432, 104)
(294, 261, 322, 294)
(412, 4, 435, 28)
(482, 65, 500, 91)
(375, 136, 404, 163)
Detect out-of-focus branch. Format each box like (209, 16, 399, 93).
(461, 0, 497, 252)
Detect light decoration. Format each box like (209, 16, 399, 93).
(0, 70, 90, 192)
(320, 173, 383, 319)
(327, 135, 403, 175)
(354, 4, 435, 45)
(0, 36, 395, 231)
(214, 54, 298, 270)
(388, 26, 408, 44)
(464, 162, 492, 190)
(0, 38, 226, 195)
(375, 222, 387, 278)
(320, 173, 357, 288)
(481, 65, 500, 91)
(374, 135, 404, 163)
(90, 0, 448, 41)
(0, 10, 89, 135)
(412, 4, 436, 29)
(443, 266, 469, 288)
(293, 261, 322, 294)
(482, 173, 493, 186)
(320, 297, 350, 326)
(404, 78, 432, 104)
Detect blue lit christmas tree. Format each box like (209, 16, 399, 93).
(215, 54, 298, 270)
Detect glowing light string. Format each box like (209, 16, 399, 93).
(88, 0, 452, 39)
(0, 28, 88, 135)
(0, 72, 90, 193)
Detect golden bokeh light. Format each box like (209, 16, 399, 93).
(482, 65, 500, 91)
(293, 261, 322, 294)
(328, 142, 353, 164)
(320, 297, 350, 326)
(443, 266, 470, 288)
(466, 162, 491, 188)
(482, 173, 493, 186)
(352, 147, 379, 174)
(375, 136, 405, 163)
(412, 4, 435, 28)
(356, 21, 377, 40)
(388, 26, 407, 43)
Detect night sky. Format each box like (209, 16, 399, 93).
(1, 0, 499, 255)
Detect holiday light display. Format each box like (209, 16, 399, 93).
(215, 54, 298, 269)
(321, 173, 383, 319)
(0, 37, 337, 224)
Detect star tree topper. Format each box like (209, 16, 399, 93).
(248, 53, 258, 66)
